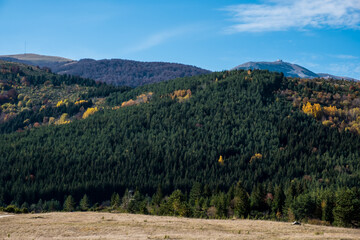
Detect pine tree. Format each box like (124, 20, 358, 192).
(63, 195, 76, 212)
(321, 190, 334, 223)
(110, 192, 121, 208)
(272, 185, 285, 216)
(250, 184, 266, 212)
(79, 194, 90, 211)
(152, 185, 163, 207)
(234, 182, 250, 218)
(189, 182, 201, 206)
(333, 188, 360, 227)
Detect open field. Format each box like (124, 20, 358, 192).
(1, 212, 360, 240)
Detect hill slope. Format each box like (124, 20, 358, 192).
(1, 69, 360, 195)
(0, 54, 211, 87)
(0, 60, 129, 133)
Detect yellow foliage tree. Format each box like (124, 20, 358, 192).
(48, 117, 55, 125)
(75, 100, 88, 105)
(82, 107, 99, 119)
(56, 99, 68, 107)
(302, 102, 322, 118)
(218, 155, 224, 165)
(56, 113, 70, 125)
(170, 89, 192, 102)
(322, 120, 334, 127)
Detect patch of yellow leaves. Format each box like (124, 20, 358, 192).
(83, 107, 99, 119)
(170, 89, 192, 102)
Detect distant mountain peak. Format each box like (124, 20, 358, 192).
(232, 60, 358, 81)
(233, 60, 318, 79)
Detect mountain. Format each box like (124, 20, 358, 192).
(0, 53, 73, 70)
(232, 60, 319, 78)
(0, 54, 211, 87)
(233, 60, 359, 81)
(0, 53, 72, 63)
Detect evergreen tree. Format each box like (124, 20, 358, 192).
(128, 190, 147, 214)
(79, 194, 90, 211)
(233, 182, 250, 218)
(250, 184, 266, 213)
(321, 190, 334, 223)
(272, 185, 285, 217)
(36, 199, 43, 213)
(110, 192, 121, 209)
(189, 182, 201, 206)
(333, 188, 360, 227)
(121, 189, 130, 210)
(152, 185, 163, 207)
(63, 195, 76, 212)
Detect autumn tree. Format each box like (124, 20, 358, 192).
(302, 102, 322, 119)
(82, 107, 98, 119)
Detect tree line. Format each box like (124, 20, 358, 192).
(2, 181, 359, 228)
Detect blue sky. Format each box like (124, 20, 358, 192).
(0, 0, 360, 79)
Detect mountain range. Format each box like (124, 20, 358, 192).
(0, 54, 358, 88)
(0, 54, 210, 87)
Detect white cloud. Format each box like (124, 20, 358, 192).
(223, 0, 360, 33)
(127, 27, 192, 53)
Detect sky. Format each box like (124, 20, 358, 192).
(0, 0, 360, 79)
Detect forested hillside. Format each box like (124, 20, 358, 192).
(0, 60, 129, 133)
(1, 68, 360, 227)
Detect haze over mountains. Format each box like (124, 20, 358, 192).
(0, 54, 210, 87)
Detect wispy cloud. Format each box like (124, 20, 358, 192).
(223, 0, 360, 33)
(127, 27, 193, 53)
(333, 54, 358, 60)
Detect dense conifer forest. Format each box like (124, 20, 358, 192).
(0, 63, 359, 227)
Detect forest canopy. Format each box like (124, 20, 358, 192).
(0, 65, 360, 226)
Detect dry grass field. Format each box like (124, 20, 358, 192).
(1, 212, 360, 240)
